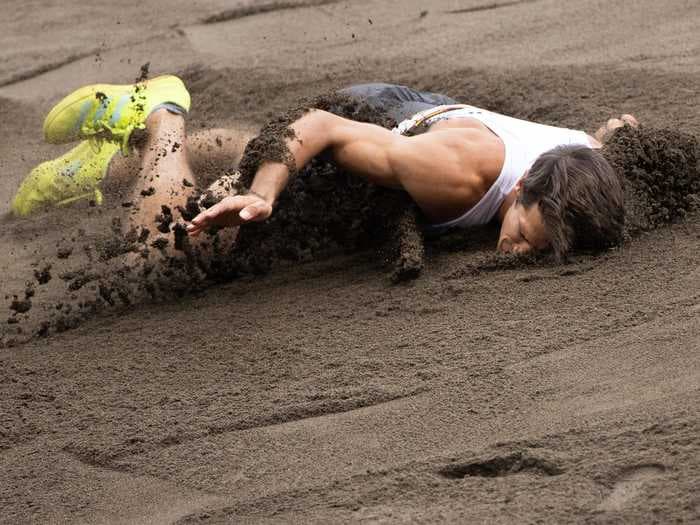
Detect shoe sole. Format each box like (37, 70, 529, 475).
(43, 75, 189, 144)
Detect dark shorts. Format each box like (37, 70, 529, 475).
(339, 83, 458, 124)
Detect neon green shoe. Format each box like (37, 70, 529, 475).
(43, 75, 190, 154)
(11, 141, 119, 216)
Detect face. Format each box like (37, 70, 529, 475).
(497, 184, 550, 255)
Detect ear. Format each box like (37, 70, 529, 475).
(514, 178, 523, 195)
(515, 169, 529, 194)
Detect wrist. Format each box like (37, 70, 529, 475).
(246, 189, 273, 205)
(249, 162, 288, 207)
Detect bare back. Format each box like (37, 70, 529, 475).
(390, 123, 505, 222)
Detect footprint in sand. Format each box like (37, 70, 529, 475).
(598, 464, 666, 512)
(439, 451, 563, 479)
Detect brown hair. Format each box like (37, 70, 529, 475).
(518, 145, 624, 259)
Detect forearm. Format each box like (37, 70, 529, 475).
(249, 109, 335, 205)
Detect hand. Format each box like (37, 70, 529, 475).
(186, 194, 273, 236)
(594, 114, 639, 143)
(620, 114, 639, 127)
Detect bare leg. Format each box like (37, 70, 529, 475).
(99, 110, 256, 269)
(121, 109, 195, 232)
(104, 126, 257, 196)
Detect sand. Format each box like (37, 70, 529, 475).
(1, 0, 699, 523)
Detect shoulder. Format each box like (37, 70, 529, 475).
(407, 126, 492, 151)
(429, 127, 505, 170)
(388, 128, 493, 192)
(389, 128, 483, 166)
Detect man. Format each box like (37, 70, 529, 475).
(11, 76, 634, 258)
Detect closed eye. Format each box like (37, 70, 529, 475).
(518, 219, 534, 247)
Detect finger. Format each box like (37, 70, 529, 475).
(239, 202, 267, 222)
(239, 207, 256, 221)
(191, 198, 235, 226)
(186, 223, 203, 236)
(621, 114, 639, 127)
(190, 213, 206, 226)
(190, 207, 215, 226)
(188, 209, 220, 234)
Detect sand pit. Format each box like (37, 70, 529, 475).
(1, 1, 699, 523)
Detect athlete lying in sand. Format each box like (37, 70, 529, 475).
(12, 76, 637, 258)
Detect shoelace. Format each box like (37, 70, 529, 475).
(82, 117, 144, 156)
(82, 86, 148, 155)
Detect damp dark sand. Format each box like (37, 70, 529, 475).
(1, 1, 699, 523)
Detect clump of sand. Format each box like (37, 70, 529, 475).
(230, 91, 423, 282)
(603, 125, 700, 235)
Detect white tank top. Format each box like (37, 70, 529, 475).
(393, 105, 592, 230)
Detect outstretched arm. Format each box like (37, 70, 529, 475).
(187, 109, 481, 235)
(187, 110, 404, 235)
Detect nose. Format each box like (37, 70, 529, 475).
(497, 237, 531, 255)
(513, 244, 531, 254)
(497, 237, 514, 253)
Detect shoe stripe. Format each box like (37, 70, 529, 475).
(61, 160, 82, 179)
(92, 97, 111, 126)
(72, 100, 94, 133)
(109, 94, 131, 126)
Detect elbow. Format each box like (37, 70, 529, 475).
(304, 109, 336, 130)
(295, 109, 340, 144)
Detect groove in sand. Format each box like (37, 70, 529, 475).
(63, 389, 427, 471)
(0, 50, 99, 88)
(202, 0, 343, 25)
(446, 0, 538, 15)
